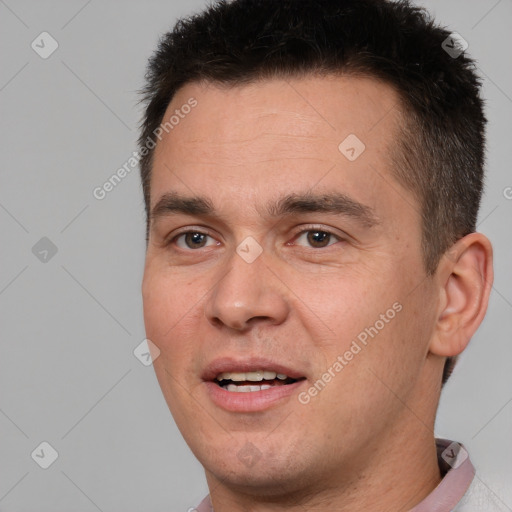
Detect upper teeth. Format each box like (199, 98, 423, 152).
(216, 371, 289, 382)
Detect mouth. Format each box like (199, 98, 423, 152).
(215, 370, 303, 392)
(202, 358, 307, 411)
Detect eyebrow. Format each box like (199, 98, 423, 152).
(151, 191, 379, 227)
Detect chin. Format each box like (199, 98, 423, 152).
(209, 465, 303, 497)
(201, 442, 316, 497)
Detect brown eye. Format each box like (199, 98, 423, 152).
(175, 231, 216, 249)
(294, 230, 339, 249)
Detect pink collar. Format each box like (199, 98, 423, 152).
(410, 438, 475, 511)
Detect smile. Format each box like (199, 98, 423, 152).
(202, 357, 308, 411)
(215, 370, 300, 392)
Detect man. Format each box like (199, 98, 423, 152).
(138, 0, 501, 509)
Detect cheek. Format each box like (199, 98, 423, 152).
(142, 267, 201, 357)
(142, 265, 225, 404)
(296, 268, 387, 341)
(299, 268, 418, 388)
(142, 271, 170, 340)
(143, 262, 190, 321)
(142, 270, 200, 410)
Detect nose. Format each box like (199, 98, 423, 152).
(204, 246, 290, 332)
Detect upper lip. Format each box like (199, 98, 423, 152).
(202, 356, 306, 382)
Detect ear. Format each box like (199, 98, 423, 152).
(429, 233, 493, 357)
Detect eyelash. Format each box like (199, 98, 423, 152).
(168, 225, 344, 251)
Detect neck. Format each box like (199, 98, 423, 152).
(206, 427, 442, 512)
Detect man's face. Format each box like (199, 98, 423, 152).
(142, 75, 439, 494)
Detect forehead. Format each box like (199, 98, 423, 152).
(150, 74, 414, 224)
(154, 74, 400, 157)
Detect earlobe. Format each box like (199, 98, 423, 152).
(429, 233, 493, 357)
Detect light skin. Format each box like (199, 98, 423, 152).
(142, 75, 493, 511)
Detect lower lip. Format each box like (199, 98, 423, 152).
(204, 380, 306, 412)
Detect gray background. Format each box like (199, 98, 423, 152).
(0, 0, 510, 510)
